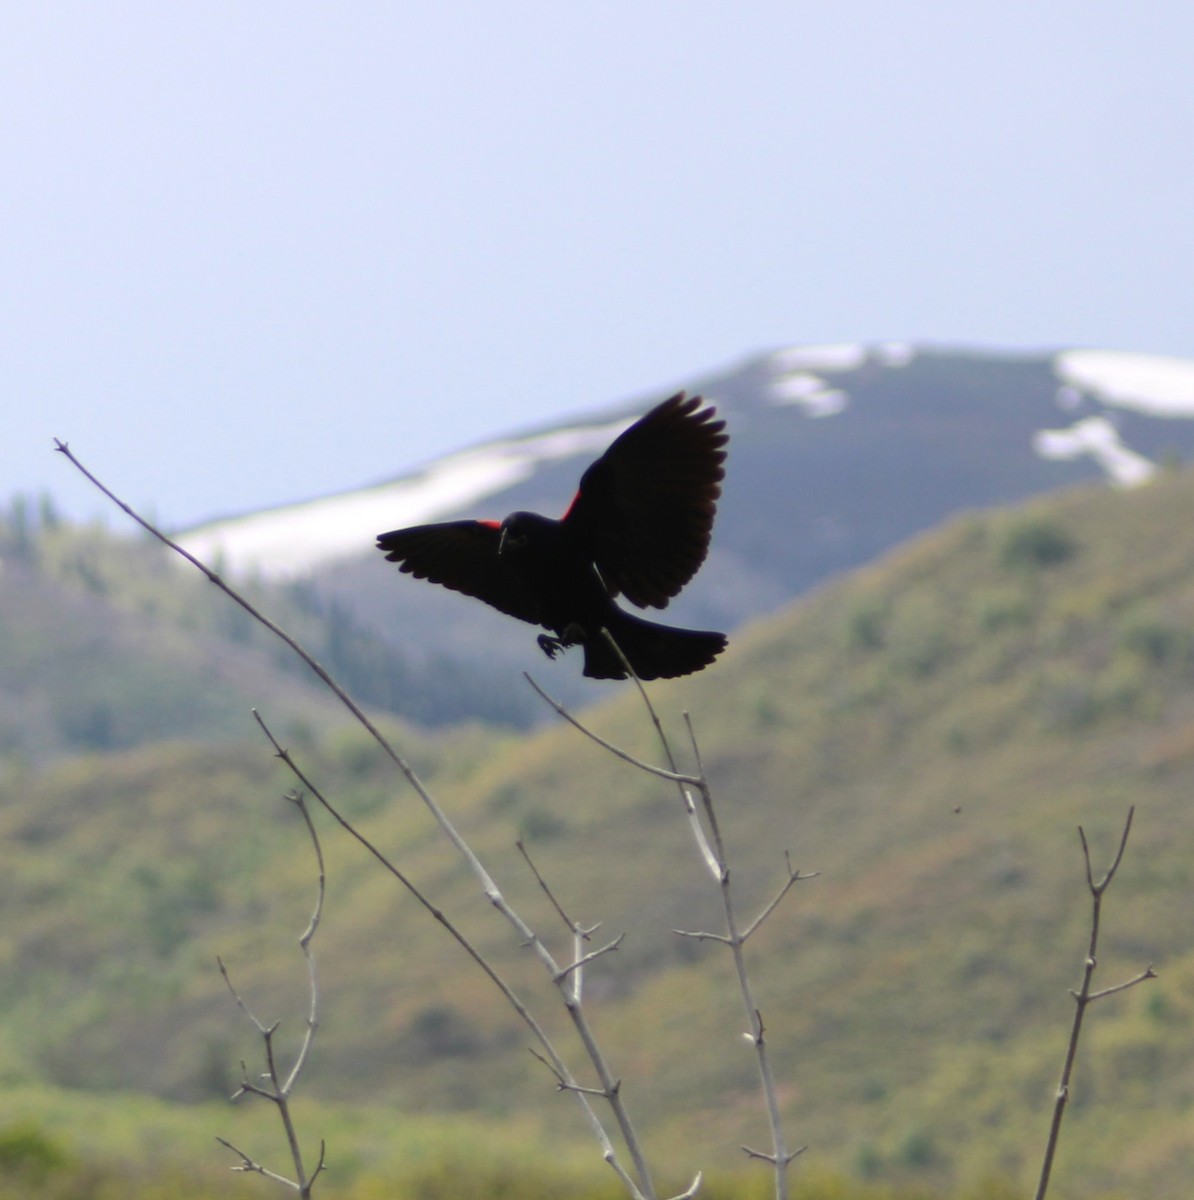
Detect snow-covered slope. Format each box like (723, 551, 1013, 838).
(178, 418, 628, 577)
(176, 343, 1194, 584)
(1036, 349, 1194, 486)
(1054, 348, 1194, 417)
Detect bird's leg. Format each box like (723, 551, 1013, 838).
(537, 634, 564, 660)
(537, 623, 587, 661)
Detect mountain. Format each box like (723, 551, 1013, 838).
(7, 469, 1194, 1197)
(176, 344, 1194, 722)
(13, 343, 1194, 744)
(0, 508, 515, 762)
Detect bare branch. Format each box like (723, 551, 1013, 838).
(217, 788, 327, 1195)
(216, 1137, 298, 1188)
(527, 1046, 569, 1088)
(599, 673, 723, 878)
(741, 1144, 806, 1165)
(534, 632, 803, 1199)
(748, 1007, 766, 1046)
(279, 790, 324, 1095)
(217, 956, 267, 1033)
(309, 1142, 327, 1189)
(524, 1046, 621, 1105)
(665, 1173, 704, 1200)
(556, 934, 625, 981)
(254, 711, 656, 1200)
(55, 445, 685, 1200)
(1087, 966, 1157, 1003)
(644, 708, 797, 1198)
(54, 442, 521, 940)
(741, 856, 818, 943)
(1034, 806, 1155, 1200)
(523, 674, 699, 786)
(517, 838, 597, 939)
(1081, 805, 1135, 894)
(536, 651, 722, 878)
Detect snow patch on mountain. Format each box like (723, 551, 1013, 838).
(1054, 350, 1194, 417)
(1034, 417, 1157, 487)
(173, 344, 1194, 582)
(769, 341, 914, 373)
(767, 342, 914, 415)
(176, 417, 630, 579)
(875, 342, 916, 367)
(771, 343, 869, 373)
(770, 371, 848, 416)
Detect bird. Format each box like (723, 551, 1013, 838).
(376, 392, 728, 680)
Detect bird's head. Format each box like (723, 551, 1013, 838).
(497, 510, 558, 554)
(497, 511, 534, 554)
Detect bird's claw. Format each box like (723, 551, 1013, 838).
(537, 634, 564, 660)
(538, 624, 586, 661)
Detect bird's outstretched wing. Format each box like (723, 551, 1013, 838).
(376, 521, 544, 626)
(562, 392, 727, 609)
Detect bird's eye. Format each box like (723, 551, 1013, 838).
(498, 526, 529, 553)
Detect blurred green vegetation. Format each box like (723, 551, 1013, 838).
(0, 494, 533, 760)
(7, 473, 1194, 1196)
(0, 1108, 1027, 1200)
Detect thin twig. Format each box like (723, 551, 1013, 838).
(674, 929, 731, 944)
(606, 634, 802, 1199)
(678, 868, 826, 949)
(216, 1135, 319, 1189)
(517, 838, 598, 940)
(53, 441, 501, 906)
(516, 838, 612, 1006)
(1034, 806, 1156, 1200)
(741, 1144, 806, 1165)
(556, 934, 626, 982)
(1086, 968, 1156, 1003)
(55, 444, 665, 1200)
(532, 632, 809, 1200)
(741, 855, 818, 943)
(523, 674, 700, 787)
(283, 790, 324, 1094)
(254, 713, 655, 1200)
(217, 790, 327, 1196)
(527, 671, 717, 874)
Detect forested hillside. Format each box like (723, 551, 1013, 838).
(3, 472, 1193, 1196)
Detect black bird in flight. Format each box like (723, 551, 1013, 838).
(376, 392, 728, 680)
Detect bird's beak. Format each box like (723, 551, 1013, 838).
(498, 526, 508, 554)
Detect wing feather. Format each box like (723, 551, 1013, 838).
(375, 521, 544, 626)
(562, 393, 727, 608)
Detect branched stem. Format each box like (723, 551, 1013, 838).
(517, 838, 605, 1006)
(254, 714, 657, 1200)
(1033, 806, 1156, 1200)
(531, 630, 812, 1199)
(55, 443, 665, 1200)
(217, 790, 326, 1196)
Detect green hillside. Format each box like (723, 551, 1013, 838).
(0, 498, 530, 762)
(5, 472, 1194, 1196)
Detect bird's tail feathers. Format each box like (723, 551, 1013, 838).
(582, 611, 726, 681)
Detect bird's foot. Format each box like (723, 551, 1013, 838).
(537, 624, 586, 661)
(537, 634, 565, 660)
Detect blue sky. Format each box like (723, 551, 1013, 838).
(4, 3, 1193, 527)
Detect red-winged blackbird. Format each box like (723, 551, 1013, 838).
(376, 392, 728, 680)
